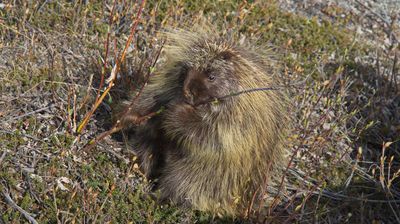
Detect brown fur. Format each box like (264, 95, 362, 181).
(117, 27, 288, 216)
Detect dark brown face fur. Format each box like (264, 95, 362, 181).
(181, 52, 239, 107)
(182, 69, 218, 106)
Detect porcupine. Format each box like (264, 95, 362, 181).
(115, 27, 289, 216)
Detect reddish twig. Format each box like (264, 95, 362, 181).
(76, 0, 146, 135)
(95, 0, 117, 103)
(83, 39, 165, 151)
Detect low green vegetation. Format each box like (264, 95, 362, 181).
(1, 0, 398, 223)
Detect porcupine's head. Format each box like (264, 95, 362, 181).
(161, 26, 281, 111)
(159, 27, 287, 150)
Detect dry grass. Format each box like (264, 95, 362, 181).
(0, 0, 399, 223)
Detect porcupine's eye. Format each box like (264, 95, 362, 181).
(207, 74, 215, 82)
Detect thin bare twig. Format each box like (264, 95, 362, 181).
(94, 0, 117, 103)
(5, 103, 54, 122)
(391, 53, 398, 92)
(0, 129, 45, 143)
(2, 189, 38, 224)
(82, 40, 165, 151)
(0, 150, 6, 164)
(76, 0, 147, 135)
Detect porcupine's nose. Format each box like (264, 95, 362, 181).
(184, 85, 212, 106)
(183, 88, 195, 105)
(183, 69, 211, 106)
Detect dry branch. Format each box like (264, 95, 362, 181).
(2, 190, 38, 224)
(76, 0, 147, 135)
